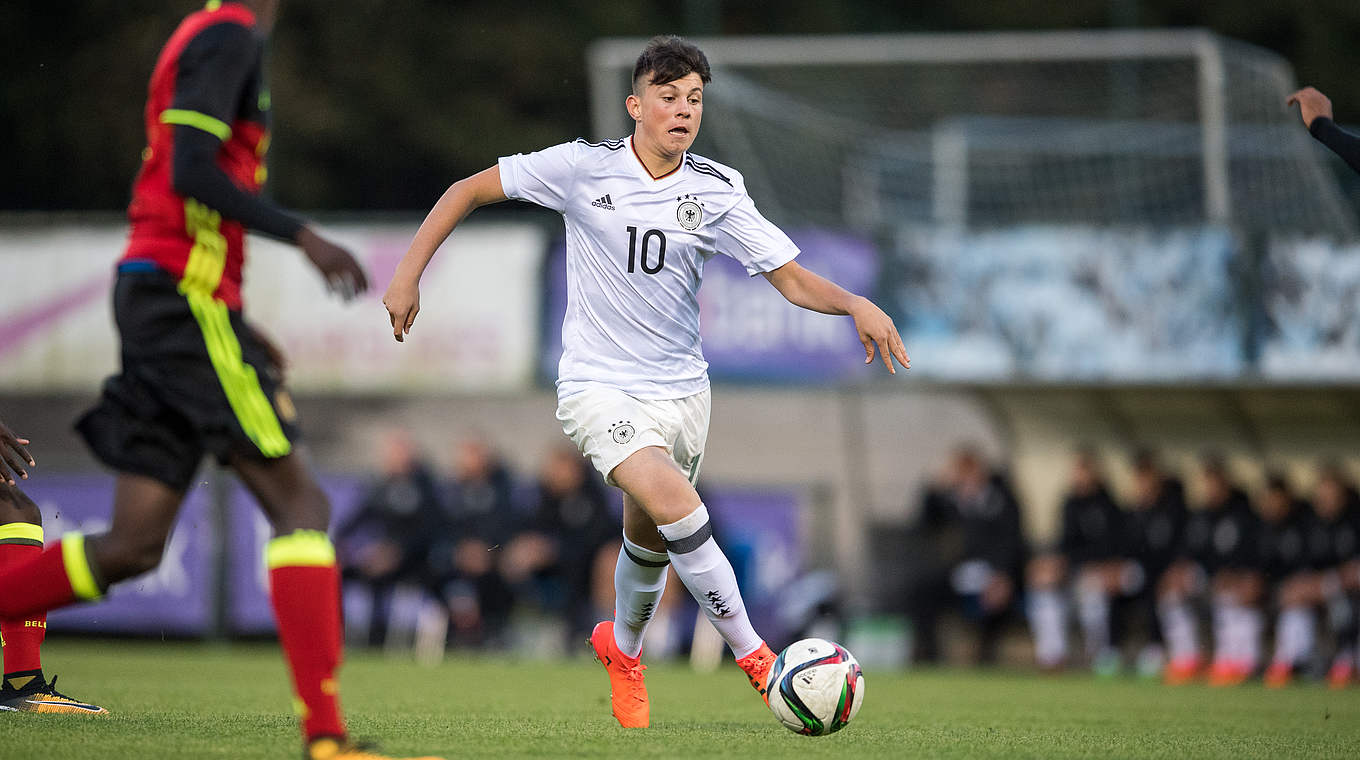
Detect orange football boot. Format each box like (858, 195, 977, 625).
(1163, 656, 1202, 685)
(590, 621, 649, 727)
(1206, 659, 1250, 687)
(1263, 661, 1293, 689)
(736, 642, 778, 706)
(1327, 657, 1354, 690)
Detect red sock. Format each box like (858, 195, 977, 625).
(0, 527, 46, 674)
(268, 530, 345, 741)
(0, 534, 100, 621)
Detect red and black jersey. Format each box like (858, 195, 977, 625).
(123, 1, 300, 310)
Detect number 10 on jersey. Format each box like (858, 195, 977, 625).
(626, 226, 666, 274)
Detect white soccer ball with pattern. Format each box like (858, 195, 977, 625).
(766, 638, 865, 736)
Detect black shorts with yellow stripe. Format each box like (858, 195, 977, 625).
(76, 264, 300, 491)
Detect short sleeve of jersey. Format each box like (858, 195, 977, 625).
(711, 180, 800, 276)
(170, 21, 259, 133)
(497, 141, 582, 213)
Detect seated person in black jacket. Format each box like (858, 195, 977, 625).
(907, 446, 1026, 665)
(335, 429, 443, 647)
(1158, 455, 1261, 685)
(1259, 473, 1318, 686)
(500, 445, 618, 645)
(1273, 465, 1360, 687)
(428, 437, 520, 647)
(1025, 449, 1124, 671)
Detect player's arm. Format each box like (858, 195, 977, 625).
(1288, 86, 1360, 175)
(383, 166, 508, 342)
(762, 260, 910, 373)
(167, 22, 366, 299)
(0, 416, 35, 486)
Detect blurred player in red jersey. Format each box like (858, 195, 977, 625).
(0, 3, 440, 758)
(0, 417, 106, 714)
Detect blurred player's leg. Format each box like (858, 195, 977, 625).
(1267, 606, 1315, 687)
(232, 453, 346, 744)
(0, 485, 46, 694)
(1159, 596, 1201, 684)
(0, 487, 107, 714)
(1326, 591, 1357, 688)
(1025, 554, 1068, 670)
(1027, 588, 1068, 670)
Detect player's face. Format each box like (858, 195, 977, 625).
(630, 72, 704, 156)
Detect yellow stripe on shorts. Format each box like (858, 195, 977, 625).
(182, 290, 292, 458)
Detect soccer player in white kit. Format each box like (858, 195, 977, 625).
(383, 36, 909, 728)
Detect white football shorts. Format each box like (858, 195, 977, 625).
(556, 384, 710, 487)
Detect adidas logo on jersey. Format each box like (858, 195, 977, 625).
(591, 194, 615, 211)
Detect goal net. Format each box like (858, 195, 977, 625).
(589, 30, 1352, 235)
(587, 31, 1360, 382)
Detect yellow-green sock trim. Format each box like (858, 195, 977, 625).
(265, 530, 335, 569)
(61, 533, 103, 601)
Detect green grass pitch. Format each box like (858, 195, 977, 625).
(5, 638, 1359, 759)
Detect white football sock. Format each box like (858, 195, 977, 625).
(612, 535, 670, 659)
(1233, 606, 1263, 669)
(1026, 588, 1068, 667)
(1077, 586, 1111, 660)
(1273, 607, 1315, 666)
(1211, 598, 1232, 662)
(658, 504, 763, 660)
(1159, 598, 1199, 662)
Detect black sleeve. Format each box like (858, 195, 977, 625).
(169, 22, 304, 241)
(1057, 498, 1079, 557)
(1310, 117, 1360, 176)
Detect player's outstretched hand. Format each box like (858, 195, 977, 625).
(1287, 86, 1333, 129)
(382, 278, 420, 343)
(0, 417, 35, 486)
(849, 297, 910, 374)
(298, 226, 369, 302)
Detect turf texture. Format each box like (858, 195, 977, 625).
(3, 638, 1358, 759)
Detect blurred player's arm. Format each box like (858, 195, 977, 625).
(1288, 86, 1360, 175)
(383, 166, 508, 342)
(762, 260, 910, 373)
(167, 21, 365, 299)
(0, 416, 35, 485)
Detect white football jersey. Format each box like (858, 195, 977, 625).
(499, 135, 799, 400)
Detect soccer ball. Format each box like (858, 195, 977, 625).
(766, 638, 865, 736)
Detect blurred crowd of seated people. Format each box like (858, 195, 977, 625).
(337, 431, 634, 650)
(906, 445, 1360, 687)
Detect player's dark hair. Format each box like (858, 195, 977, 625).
(632, 35, 712, 93)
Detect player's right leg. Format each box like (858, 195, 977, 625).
(1156, 563, 1204, 684)
(0, 481, 110, 715)
(0, 473, 183, 715)
(587, 495, 669, 727)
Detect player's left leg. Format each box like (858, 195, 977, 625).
(1324, 585, 1358, 688)
(232, 452, 443, 760)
